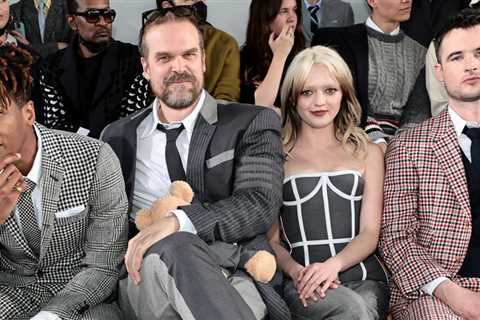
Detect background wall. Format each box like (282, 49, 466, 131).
(9, 0, 371, 46)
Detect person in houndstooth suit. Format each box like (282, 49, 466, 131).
(379, 8, 480, 320)
(0, 44, 128, 320)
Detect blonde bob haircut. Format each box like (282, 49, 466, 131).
(280, 45, 370, 156)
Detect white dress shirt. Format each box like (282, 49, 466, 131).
(365, 16, 400, 36)
(132, 90, 206, 233)
(421, 106, 478, 296)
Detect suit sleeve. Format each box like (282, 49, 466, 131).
(379, 136, 449, 300)
(182, 109, 284, 244)
(41, 143, 129, 319)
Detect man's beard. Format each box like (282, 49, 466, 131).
(78, 34, 112, 54)
(159, 72, 202, 109)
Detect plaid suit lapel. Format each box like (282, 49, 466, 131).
(432, 111, 471, 217)
(187, 93, 217, 201)
(36, 125, 65, 262)
(2, 213, 38, 260)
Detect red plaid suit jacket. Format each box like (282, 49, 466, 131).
(379, 110, 480, 315)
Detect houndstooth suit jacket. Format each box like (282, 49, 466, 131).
(0, 124, 128, 319)
(379, 110, 480, 318)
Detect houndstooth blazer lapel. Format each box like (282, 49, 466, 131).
(432, 110, 471, 217)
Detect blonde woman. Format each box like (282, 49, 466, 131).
(268, 46, 389, 319)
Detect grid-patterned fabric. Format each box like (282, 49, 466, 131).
(282, 171, 387, 283)
(17, 179, 41, 255)
(380, 110, 480, 318)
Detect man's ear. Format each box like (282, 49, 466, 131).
(141, 56, 151, 80)
(161, 1, 174, 8)
(434, 63, 445, 83)
(201, 49, 206, 74)
(67, 15, 77, 32)
(22, 100, 36, 125)
(367, 0, 376, 8)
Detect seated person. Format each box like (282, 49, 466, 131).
(240, 0, 305, 109)
(33, 0, 147, 138)
(379, 9, 480, 319)
(101, 9, 290, 320)
(156, 0, 241, 102)
(268, 45, 389, 320)
(313, 0, 429, 143)
(425, 0, 480, 116)
(0, 44, 128, 320)
(10, 0, 72, 58)
(301, 0, 354, 46)
(400, 0, 470, 47)
(0, 0, 17, 46)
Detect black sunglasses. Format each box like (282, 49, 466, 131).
(141, 6, 196, 27)
(73, 9, 117, 24)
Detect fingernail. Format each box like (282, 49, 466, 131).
(16, 153, 21, 159)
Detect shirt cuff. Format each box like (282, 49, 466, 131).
(31, 311, 61, 320)
(171, 209, 197, 234)
(421, 277, 449, 296)
(373, 138, 387, 145)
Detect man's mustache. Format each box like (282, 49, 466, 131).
(164, 72, 196, 85)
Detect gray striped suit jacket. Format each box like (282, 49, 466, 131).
(101, 92, 291, 320)
(0, 124, 128, 319)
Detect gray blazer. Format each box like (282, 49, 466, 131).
(0, 125, 128, 319)
(10, 0, 72, 58)
(302, 0, 354, 45)
(101, 92, 291, 320)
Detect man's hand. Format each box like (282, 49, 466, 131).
(125, 215, 179, 284)
(434, 280, 480, 320)
(0, 153, 25, 224)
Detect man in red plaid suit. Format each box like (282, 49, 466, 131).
(379, 8, 480, 320)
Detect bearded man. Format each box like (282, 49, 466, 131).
(101, 8, 289, 320)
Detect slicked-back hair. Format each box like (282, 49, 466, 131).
(434, 8, 480, 62)
(0, 44, 33, 112)
(138, 11, 204, 58)
(66, 0, 79, 14)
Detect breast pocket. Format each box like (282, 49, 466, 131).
(54, 205, 88, 225)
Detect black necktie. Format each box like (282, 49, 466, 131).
(308, 5, 320, 34)
(17, 179, 41, 255)
(463, 126, 480, 171)
(157, 123, 187, 182)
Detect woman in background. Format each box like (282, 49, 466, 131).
(240, 0, 305, 108)
(268, 46, 389, 320)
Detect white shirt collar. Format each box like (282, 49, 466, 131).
(1, 33, 18, 46)
(140, 90, 206, 141)
(448, 106, 480, 137)
(366, 16, 400, 36)
(27, 124, 43, 185)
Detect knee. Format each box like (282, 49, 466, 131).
(145, 232, 208, 264)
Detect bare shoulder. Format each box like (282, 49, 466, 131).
(364, 143, 385, 171)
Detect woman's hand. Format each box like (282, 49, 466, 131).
(297, 258, 342, 305)
(268, 25, 294, 60)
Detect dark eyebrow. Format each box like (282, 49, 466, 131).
(446, 50, 462, 61)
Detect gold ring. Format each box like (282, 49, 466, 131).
(14, 185, 23, 193)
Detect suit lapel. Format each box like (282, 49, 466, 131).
(91, 41, 118, 106)
(432, 111, 471, 217)
(59, 44, 81, 111)
(22, 0, 42, 44)
(2, 213, 38, 260)
(187, 93, 217, 201)
(44, 0, 63, 43)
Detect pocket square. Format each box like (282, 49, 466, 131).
(206, 149, 235, 169)
(54, 205, 86, 219)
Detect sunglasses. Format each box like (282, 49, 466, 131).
(141, 6, 196, 27)
(73, 9, 117, 24)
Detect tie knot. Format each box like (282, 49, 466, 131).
(157, 123, 185, 142)
(463, 126, 480, 140)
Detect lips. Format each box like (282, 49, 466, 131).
(463, 76, 480, 84)
(311, 110, 328, 116)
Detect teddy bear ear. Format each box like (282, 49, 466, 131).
(170, 181, 194, 203)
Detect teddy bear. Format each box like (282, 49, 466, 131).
(135, 180, 277, 283)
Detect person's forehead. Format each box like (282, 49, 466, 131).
(441, 26, 480, 56)
(146, 21, 201, 51)
(77, 0, 110, 10)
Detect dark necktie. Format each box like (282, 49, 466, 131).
(308, 5, 320, 34)
(157, 123, 187, 182)
(463, 126, 480, 171)
(17, 179, 41, 255)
